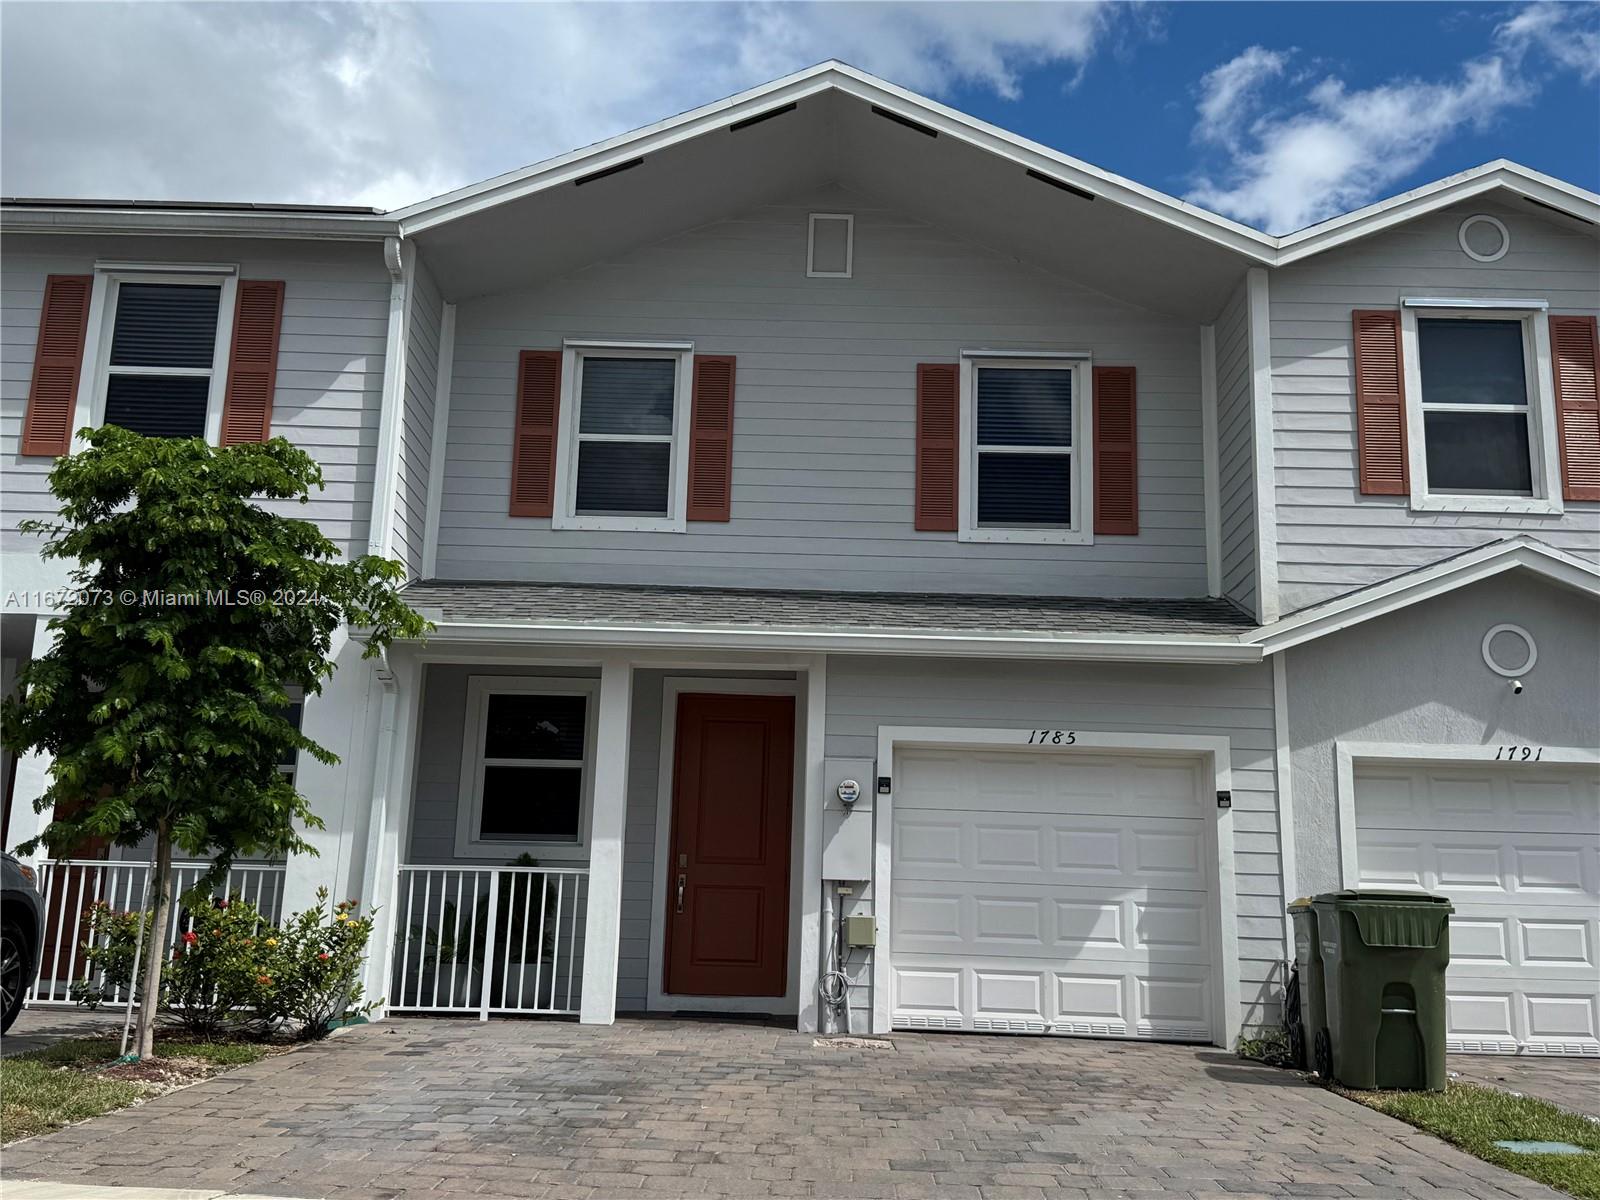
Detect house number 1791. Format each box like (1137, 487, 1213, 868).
(1028, 730, 1076, 745)
(1495, 745, 1543, 761)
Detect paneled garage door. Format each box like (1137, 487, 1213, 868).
(890, 748, 1216, 1041)
(1354, 762, 1600, 1056)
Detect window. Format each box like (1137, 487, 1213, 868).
(278, 698, 303, 787)
(91, 271, 236, 442)
(1400, 302, 1562, 514)
(807, 213, 853, 278)
(456, 678, 597, 857)
(958, 356, 1091, 544)
(553, 344, 693, 531)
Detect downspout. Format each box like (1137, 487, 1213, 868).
(368, 235, 412, 565)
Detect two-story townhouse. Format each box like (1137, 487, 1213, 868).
(4, 62, 1595, 1055)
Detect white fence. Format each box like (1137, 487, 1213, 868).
(391, 864, 588, 1019)
(26, 858, 287, 1006)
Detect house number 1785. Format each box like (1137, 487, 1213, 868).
(1028, 730, 1076, 745)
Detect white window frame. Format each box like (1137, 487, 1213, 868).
(957, 352, 1094, 545)
(1399, 299, 1563, 516)
(454, 676, 600, 861)
(74, 264, 239, 448)
(278, 686, 305, 787)
(551, 341, 693, 533)
(806, 212, 854, 278)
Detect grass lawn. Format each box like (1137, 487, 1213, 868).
(1, 1035, 273, 1143)
(1351, 1082, 1600, 1200)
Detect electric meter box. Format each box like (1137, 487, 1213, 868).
(823, 757, 874, 881)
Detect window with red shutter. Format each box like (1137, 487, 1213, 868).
(914, 362, 958, 531)
(1353, 308, 1409, 496)
(686, 355, 736, 521)
(509, 350, 562, 517)
(219, 280, 285, 444)
(1093, 365, 1138, 535)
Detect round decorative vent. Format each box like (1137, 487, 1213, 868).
(1482, 623, 1537, 677)
(1459, 214, 1509, 263)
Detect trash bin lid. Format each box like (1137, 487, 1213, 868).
(1312, 890, 1453, 948)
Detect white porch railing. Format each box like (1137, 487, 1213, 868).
(391, 864, 588, 1019)
(26, 858, 287, 1006)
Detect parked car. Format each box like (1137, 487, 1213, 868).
(2, 852, 43, 1033)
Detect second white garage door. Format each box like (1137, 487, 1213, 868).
(1354, 761, 1600, 1056)
(890, 748, 1217, 1042)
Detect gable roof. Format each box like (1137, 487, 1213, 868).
(391, 60, 1600, 260)
(1248, 536, 1600, 655)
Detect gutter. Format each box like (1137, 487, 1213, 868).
(396, 617, 1263, 664)
(0, 206, 395, 242)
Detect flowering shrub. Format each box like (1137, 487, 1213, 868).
(71, 887, 376, 1039)
(73, 903, 154, 1008)
(268, 889, 377, 1040)
(165, 895, 278, 1035)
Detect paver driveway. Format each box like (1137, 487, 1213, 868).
(5, 1016, 1568, 1200)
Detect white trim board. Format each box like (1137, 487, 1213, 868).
(1249, 537, 1600, 655)
(1332, 740, 1600, 889)
(419, 300, 456, 580)
(869, 725, 1242, 1050)
(644, 676, 809, 1016)
(1200, 323, 1222, 599)
(1246, 267, 1278, 623)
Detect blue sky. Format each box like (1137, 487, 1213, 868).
(2, 2, 1596, 234)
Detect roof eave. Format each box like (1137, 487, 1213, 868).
(383, 617, 1262, 664)
(0, 205, 398, 242)
(1249, 537, 1600, 655)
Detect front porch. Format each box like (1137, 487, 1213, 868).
(364, 648, 829, 1029)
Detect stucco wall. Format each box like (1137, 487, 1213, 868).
(1285, 571, 1600, 897)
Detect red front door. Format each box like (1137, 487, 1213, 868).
(664, 693, 795, 998)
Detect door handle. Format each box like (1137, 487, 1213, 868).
(676, 874, 686, 914)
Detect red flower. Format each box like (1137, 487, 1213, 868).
(182, 931, 198, 946)
(317, 952, 330, 961)
(257, 974, 273, 985)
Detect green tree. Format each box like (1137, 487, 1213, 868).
(0, 426, 428, 1057)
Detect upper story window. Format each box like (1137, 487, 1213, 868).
(553, 344, 693, 532)
(456, 677, 597, 859)
(1400, 301, 1562, 514)
(807, 213, 854, 278)
(959, 356, 1091, 544)
(93, 271, 237, 442)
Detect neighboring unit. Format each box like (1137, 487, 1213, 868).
(3, 62, 1596, 1054)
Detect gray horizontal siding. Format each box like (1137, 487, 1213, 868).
(394, 256, 441, 578)
(824, 654, 1285, 1036)
(1214, 277, 1256, 615)
(436, 191, 1208, 597)
(1270, 198, 1600, 613)
(1, 234, 388, 561)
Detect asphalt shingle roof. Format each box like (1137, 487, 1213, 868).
(400, 580, 1254, 639)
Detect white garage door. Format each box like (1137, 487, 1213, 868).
(891, 748, 1217, 1042)
(1354, 762, 1600, 1056)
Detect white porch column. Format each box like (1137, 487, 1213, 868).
(796, 655, 827, 1033)
(281, 628, 375, 916)
(360, 649, 423, 1016)
(580, 655, 633, 1025)
(6, 617, 58, 864)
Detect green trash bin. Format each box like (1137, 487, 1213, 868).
(1287, 899, 1328, 1074)
(1313, 890, 1453, 1091)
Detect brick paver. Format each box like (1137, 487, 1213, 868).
(4, 1017, 1569, 1199)
(1450, 1053, 1600, 1119)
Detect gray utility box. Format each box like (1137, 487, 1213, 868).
(822, 757, 874, 881)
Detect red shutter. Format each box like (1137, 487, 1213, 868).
(914, 363, 958, 531)
(1353, 309, 1410, 496)
(20, 274, 92, 457)
(219, 280, 286, 445)
(686, 355, 736, 521)
(1093, 365, 1138, 535)
(509, 350, 562, 517)
(1551, 314, 1600, 502)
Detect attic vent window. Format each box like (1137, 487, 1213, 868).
(808, 213, 853, 278)
(1459, 214, 1509, 262)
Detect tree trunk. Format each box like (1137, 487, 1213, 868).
(134, 823, 172, 1059)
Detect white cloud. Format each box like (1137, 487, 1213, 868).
(1195, 46, 1289, 149)
(0, 1, 1116, 212)
(1186, 3, 1597, 234)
